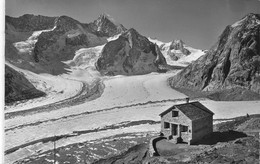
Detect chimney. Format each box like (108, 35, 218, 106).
(186, 97, 190, 103)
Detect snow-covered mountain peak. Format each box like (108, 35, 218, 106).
(171, 39, 184, 45)
(148, 37, 205, 67)
(169, 39, 186, 51)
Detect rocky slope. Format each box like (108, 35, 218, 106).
(96, 28, 168, 75)
(5, 65, 46, 104)
(169, 13, 260, 100)
(94, 115, 260, 164)
(5, 14, 126, 75)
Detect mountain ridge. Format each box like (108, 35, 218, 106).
(169, 13, 260, 100)
(5, 13, 126, 75)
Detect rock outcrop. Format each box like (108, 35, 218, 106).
(165, 40, 191, 61)
(169, 13, 260, 100)
(5, 65, 46, 104)
(96, 28, 168, 75)
(169, 39, 191, 56)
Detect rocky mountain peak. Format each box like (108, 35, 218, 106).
(169, 39, 191, 56)
(55, 15, 81, 31)
(170, 39, 185, 50)
(231, 13, 260, 29)
(124, 28, 143, 41)
(89, 13, 126, 37)
(169, 13, 260, 100)
(122, 28, 152, 50)
(96, 28, 168, 75)
(97, 13, 116, 24)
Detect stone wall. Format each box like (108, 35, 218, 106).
(160, 106, 192, 142)
(191, 115, 213, 144)
(149, 136, 165, 157)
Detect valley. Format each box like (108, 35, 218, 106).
(5, 68, 260, 163)
(4, 12, 260, 164)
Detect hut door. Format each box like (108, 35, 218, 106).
(172, 124, 178, 136)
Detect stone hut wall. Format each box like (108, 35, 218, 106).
(160, 107, 192, 142)
(191, 115, 213, 143)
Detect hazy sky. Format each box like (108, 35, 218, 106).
(5, 0, 260, 49)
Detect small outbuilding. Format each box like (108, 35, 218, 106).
(159, 99, 214, 145)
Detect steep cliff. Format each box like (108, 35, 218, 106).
(169, 13, 260, 100)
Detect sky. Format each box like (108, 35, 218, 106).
(4, 0, 260, 49)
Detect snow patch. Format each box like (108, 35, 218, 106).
(13, 25, 56, 54)
(231, 17, 247, 28)
(107, 34, 121, 42)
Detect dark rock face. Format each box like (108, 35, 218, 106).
(169, 13, 260, 98)
(96, 28, 168, 75)
(5, 65, 46, 104)
(87, 13, 127, 37)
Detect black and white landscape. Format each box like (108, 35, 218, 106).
(4, 1, 260, 163)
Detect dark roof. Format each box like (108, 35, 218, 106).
(159, 101, 214, 121)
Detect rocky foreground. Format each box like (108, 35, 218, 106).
(94, 115, 260, 164)
(13, 115, 260, 164)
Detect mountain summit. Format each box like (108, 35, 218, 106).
(96, 28, 167, 75)
(169, 13, 260, 100)
(169, 39, 191, 56)
(88, 13, 126, 37)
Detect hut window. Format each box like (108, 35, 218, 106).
(172, 111, 179, 117)
(181, 125, 188, 132)
(164, 122, 170, 129)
